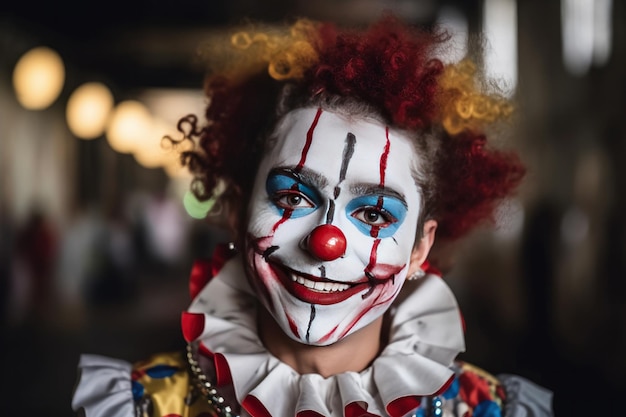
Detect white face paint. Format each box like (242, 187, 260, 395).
(245, 107, 423, 346)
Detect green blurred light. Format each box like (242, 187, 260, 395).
(183, 190, 216, 219)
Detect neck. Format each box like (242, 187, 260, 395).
(258, 307, 383, 377)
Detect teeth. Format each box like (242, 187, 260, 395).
(291, 275, 350, 292)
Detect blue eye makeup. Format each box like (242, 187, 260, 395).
(266, 173, 321, 218)
(346, 195, 407, 238)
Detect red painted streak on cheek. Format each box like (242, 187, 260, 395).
(333, 238, 392, 339)
(247, 240, 275, 312)
(271, 182, 302, 234)
(287, 313, 300, 339)
(365, 239, 381, 273)
(296, 107, 323, 172)
(318, 324, 339, 345)
(337, 284, 402, 341)
(271, 208, 293, 234)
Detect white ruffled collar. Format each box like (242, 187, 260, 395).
(185, 255, 465, 417)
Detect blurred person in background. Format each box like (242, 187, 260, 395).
(14, 206, 58, 323)
(72, 15, 553, 417)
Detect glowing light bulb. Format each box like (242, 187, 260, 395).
(66, 82, 114, 139)
(106, 100, 153, 154)
(13, 46, 65, 110)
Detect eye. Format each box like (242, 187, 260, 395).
(273, 191, 315, 210)
(351, 207, 397, 228)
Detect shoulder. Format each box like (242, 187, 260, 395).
(497, 373, 554, 417)
(72, 351, 217, 417)
(426, 361, 553, 417)
(72, 354, 134, 417)
(416, 362, 553, 417)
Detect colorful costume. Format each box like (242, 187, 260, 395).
(73, 247, 553, 417)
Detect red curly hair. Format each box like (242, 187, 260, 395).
(176, 15, 524, 244)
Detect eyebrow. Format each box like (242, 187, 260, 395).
(269, 168, 408, 207)
(349, 183, 408, 207)
(269, 166, 329, 190)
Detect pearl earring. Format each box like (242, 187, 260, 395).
(407, 269, 426, 281)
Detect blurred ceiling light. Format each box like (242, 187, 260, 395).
(483, 0, 518, 95)
(106, 100, 153, 154)
(163, 158, 190, 179)
(436, 6, 468, 63)
(133, 118, 177, 169)
(140, 88, 206, 127)
(137, 89, 203, 175)
(66, 82, 114, 139)
(562, 0, 613, 76)
(13, 46, 65, 110)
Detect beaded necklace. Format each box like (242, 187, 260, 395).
(186, 343, 239, 417)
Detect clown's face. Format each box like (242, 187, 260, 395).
(245, 107, 423, 346)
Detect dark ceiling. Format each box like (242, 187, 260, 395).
(1, 0, 464, 94)
(2, 1, 250, 91)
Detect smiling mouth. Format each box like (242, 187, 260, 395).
(248, 236, 403, 305)
(290, 274, 351, 293)
(268, 262, 391, 305)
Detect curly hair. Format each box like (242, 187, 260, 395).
(173, 14, 524, 245)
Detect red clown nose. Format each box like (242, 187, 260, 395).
(304, 224, 347, 261)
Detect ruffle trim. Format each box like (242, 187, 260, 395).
(185, 255, 466, 417)
(72, 354, 135, 417)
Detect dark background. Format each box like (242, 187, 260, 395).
(1, 0, 625, 415)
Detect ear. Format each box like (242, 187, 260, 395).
(407, 220, 437, 276)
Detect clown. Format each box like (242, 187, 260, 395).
(246, 107, 433, 347)
(73, 15, 554, 417)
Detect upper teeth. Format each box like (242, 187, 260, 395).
(292, 276, 350, 292)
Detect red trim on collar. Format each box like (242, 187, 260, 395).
(345, 402, 380, 417)
(242, 394, 273, 417)
(386, 396, 421, 417)
(181, 312, 205, 342)
(297, 410, 325, 417)
(214, 352, 233, 387)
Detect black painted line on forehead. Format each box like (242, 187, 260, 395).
(334, 132, 357, 199)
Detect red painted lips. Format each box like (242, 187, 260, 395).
(269, 261, 403, 305)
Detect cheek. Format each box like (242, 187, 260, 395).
(247, 206, 276, 236)
(247, 205, 318, 246)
